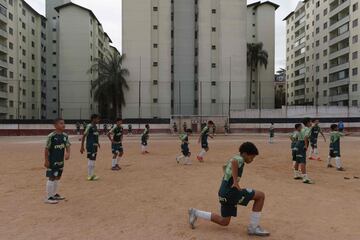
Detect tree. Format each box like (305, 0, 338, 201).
(247, 42, 268, 108)
(90, 51, 129, 119)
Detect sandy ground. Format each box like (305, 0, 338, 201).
(0, 133, 360, 240)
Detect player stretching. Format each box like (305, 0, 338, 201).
(141, 124, 150, 154)
(176, 129, 192, 165)
(295, 117, 313, 184)
(309, 119, 326, 161)
(290, 124, 302, 180)
(188, 142, 270, 236)
(328, 124, 347, 171)
(107, 118, 124, 171)
(44, 118, 71, 204)
(80, 114, 100, 181)
(197, 120, 214, 162)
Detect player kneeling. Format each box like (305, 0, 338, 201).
(188, 142, 270, 236)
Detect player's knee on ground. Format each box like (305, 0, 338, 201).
(217, 216, 231, 226)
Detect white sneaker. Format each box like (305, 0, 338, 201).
(293, 171, 302, 180)
(44, 196, 59, 204)
(248, 225, 270, 236)
(302, 177, 314, 184)
(188, 208, 197, 229)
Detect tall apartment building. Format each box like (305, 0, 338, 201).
(286, 0, 360, 107)
(0, 0, 46, 119)
(122, 0, 277, 119)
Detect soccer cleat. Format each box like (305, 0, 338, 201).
(247, 225, 270, 236)
(53, 194, 65, 200)
(337, 167, 345, 171)
(327, 164, 334, 168)
(91, 175, 99, 181)
(308, 156, 316, 161)
(145, 151, 149, 154)
(302, 177, 314, 184)
(111, 166, 118, 171)
(293, 172, 302, 180)
(316, 157, 322, 161)
(197, 156, 204, 162)
(45, 197, 59, 204)
(188, 208, 198, 229)
(176, 157, 180, 164)
(115, 164, 121, 170)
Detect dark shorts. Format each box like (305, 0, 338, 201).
(219, 188, 255, 217)
(329, 149, 340, 158)
(141, 140, 148, 146)
(46, 168, 63, 178)
(87, 145, 98, 161)
(201, 141, 209, 149)
(292, 149, 297, 161)
(112, 143, 123, 154)
(310, 139, 318, 148)
(181, 143, 190, 157)
(296, 142, 307, 164)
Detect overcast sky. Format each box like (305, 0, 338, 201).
(30, 0, 298, 72)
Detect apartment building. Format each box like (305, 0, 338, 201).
(0, 0, 46, 119)
(122, 0, 278, 119)
(286, 0, 360, 107)
(51, 2, 114, 119)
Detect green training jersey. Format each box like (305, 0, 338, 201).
(84, 123, 99, 148)
(290, 130, 299, 149)
(200, 126, 209, 142)
(298, 126, 311, 141)
(179, 133, 189, 143)
(142, 128, 149, 140)
(330, 131, 344, 150)
(219, 155, 245, 196)
(46, 132, 70, 167)
(110, 125, 123, 143)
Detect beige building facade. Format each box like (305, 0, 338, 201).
(286, 0, 360, 107)
(122, 0, 278, 119)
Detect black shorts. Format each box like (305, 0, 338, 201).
(87, 145, 98, 161)
(201, 141, 209, 149)
(181, 143, 190, 157)
(292, 149, 297, 161)
(296, 142, 306, 164)
(219, 188, 255, 217)
(329, 149, 340, 158)
(46, 168, 63, 178)
(112, 143, 123, 154)
(310, 139, 318, 148)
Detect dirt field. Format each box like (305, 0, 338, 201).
(0, 133, 359, 240)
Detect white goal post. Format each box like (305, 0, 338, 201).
(170, 115, 230, 134)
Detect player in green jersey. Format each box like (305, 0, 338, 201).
(295, 118, 314, 184)
(44, 118, 71, 204)
(107, 118, 124, 170)
(269, 123, 275, 143)
(188, 142, 270, 236)
(141, 124, 150, 154)
(328, 124, 347, 171)
(290, 123, 302, 180)
(176, 129, 192, 165)
(80, 114, 101, 181)
(197, 120, 214, 162)
(309, 119, 326, 161)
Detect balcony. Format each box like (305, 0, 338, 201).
(329, 46, 349, 59)
(0, 12, 7, 24)
(0, 59, 7, 68)
(330, 0, 350, 14)
(0, 89, 7, 99)
(329, 77, 349, 88)
(329, 15, 350, 32)
(329, 31, 350, 46)
(294, 94, 305, 101)
(329, 93, 348, 102)
(294, 63, 305, 71)
(0, 105, 6, 114)
(329, 62, 349, 74)
(0, 28, 7, 38)
(294, 73, 305, 81)
(294, 83, 305, 91)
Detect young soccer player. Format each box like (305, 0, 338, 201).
(328, 124, 346, 171)
(80, 114, 100, 181)
(309, 119, 326, 161)
(44, 118, 71, 204)
(290, 123, 302, 180)
(197, 120, 214, 162)
(141, 124, 150, 154)
(107, 118, 124, 171)
(188, 142, 270, 236)
(295, 117, 313, 184)
(269, 123, 275, 143)
(173, 122, 178, 135)
(128, 124, 133, 136)
(176, 129, 192, 165)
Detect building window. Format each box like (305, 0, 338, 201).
(211, 81, 216, 86)
(324, 22, 328, 29)
(352, 100, 358, 106)
(354, 3, 359, 12)
(153, 43, 158, 48)
(31, 41, 35, 47)
(153, 25, 158, 30)
(153, 6, 158, 11)
(153, 62, 158, 67)
(53, 52, 56, 55)
(9, 86, 13, 93)
(212, 27, 216, 32)
(9, 27, 13, 35)
(9, 57, 13, 64)
(52, 28, 56, 32)
(52, 75, 57, 78)
(212, 9, 216, 14)
(353, 19, 358, 28)
(353, 51, 358, 60)
(211, 99, 216, 103)
(323, 90, 327, 96)
(211, 63, 216, 68)
(32, 54, 35, 60)
(22, 9, 26, 16)
(22, 22, 26, 29)
(352, 84, 358, 92)
(153, 80, 158, 85)
(212, 45, 216, 50)
(52, 98, 57, 102)
(8, 12, 13, 20)
(9, 0, 13, 6)
(153, 98, 158, 103)
(353, 35, 358, 44)
(9, 101, 14, 107)
(353, 68, 358, 76)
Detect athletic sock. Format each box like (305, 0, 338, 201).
(194, 210, 211, 220)
(250, 212, 261, 228)
(88, 160, 95, 176)
(117, 157, 121, 165)
(302, 173, 308, 179)
(185, 157, 191, 165)
(53, 180, 59, 195)
(335, 157, 342, 168)
(177, 155, 185, 163)
(327, 156, 332, 165)
(46, 180, 55, 198)
(198, 149, 206, 157)
(141, 145, 146, 152)
(112, 159, 116, 167)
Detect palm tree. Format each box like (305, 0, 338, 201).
(90, 51, 129, 119)
(247, 42, 268, 108)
